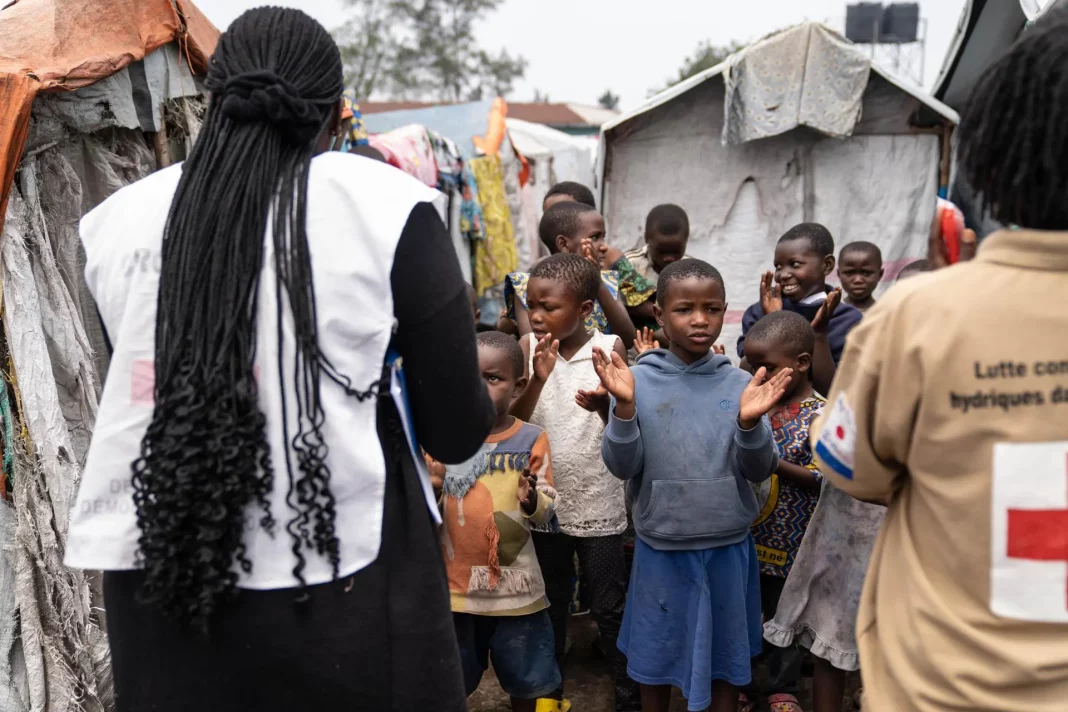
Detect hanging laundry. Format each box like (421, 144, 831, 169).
(367, 124, 439, 187)
(429, 131, 463, 190)
(342, 92, 370, 148)
(460, 162, 486, 244)
(469, 155, 519, 296)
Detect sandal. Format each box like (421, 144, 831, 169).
(768, 693, 805, 712)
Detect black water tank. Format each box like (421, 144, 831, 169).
(846, 3, 884, 43)
(882, 3, 920, 43)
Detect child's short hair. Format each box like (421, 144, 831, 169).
(645, 204, 690, 238)
(530, 253, 600, 304)
(545, 181, 596, 208)
(898, 259, 932, 279)
(539, 202, 599, 253)
(656, 258, 724, 306)
(839, 240, 883, 265)
(477, 331, 525, 378)
(779, 223, 835, 259)
(745, 311, 815, 358)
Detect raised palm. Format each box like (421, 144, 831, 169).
(532, 333, 559, 382)
(811, 287, 841, 333)
(739, 367, 793, 424)
(592, 347, 635, 403)
(760, 271, 783, 314)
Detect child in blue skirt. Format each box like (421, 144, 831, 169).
(595, 259, 791, 712)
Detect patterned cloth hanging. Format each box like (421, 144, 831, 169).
(469, 155, 518, 295)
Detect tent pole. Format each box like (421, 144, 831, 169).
(151, 124, 172, 170)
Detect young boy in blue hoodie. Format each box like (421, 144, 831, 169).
(594, 259, 792, 712)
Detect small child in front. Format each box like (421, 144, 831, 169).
(742, 311, 827, 712)
(430, 331, 561, 712)
(510, 254, 640, 712)
(837, 241, 884, 313)
(597, 259, 792, 712)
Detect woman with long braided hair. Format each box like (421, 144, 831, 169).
(66, 8, 493, 710)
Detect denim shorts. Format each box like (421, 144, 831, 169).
(453, 609, 561, 700)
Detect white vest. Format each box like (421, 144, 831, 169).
(65, 153, 444, 589)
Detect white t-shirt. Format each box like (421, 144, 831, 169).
(65, 153, 443, 589)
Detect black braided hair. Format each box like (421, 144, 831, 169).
(958, 8, 1068, 230)
(132, 7, 348, 631)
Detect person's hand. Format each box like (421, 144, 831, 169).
(713, 344, 726, 356)
(425, 453, 446, 491)
(739, 367, 793, 428)
(927, 206, 977, 269)
(580, 239, 602, 271)
(592, 346, 635, 404)
(496, 308, 519, 336)
(760, 271, 783, 314)
(576, 386, 610, 412)
(532, 333, 559, 382)
(517, 468, 538, 515)
(811, 288, 842, 333)
(603, 245, 625, 270)
(634, 327, 660, 355)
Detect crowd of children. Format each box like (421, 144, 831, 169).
(436, 180, 916, 712)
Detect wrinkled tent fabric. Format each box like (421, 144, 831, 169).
(0, 2, 218, 709)
(0, 0, 218, 238)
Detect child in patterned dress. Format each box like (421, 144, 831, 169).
(742, 311, 827, 712)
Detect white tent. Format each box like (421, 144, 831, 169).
(597, 23, 958, 355)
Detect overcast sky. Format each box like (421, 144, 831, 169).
(205, 0, 970, 110)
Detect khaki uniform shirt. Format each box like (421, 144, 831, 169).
(812, 229, 1068, 712)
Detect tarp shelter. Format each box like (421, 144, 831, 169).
(0, 2, 217, 710)
(598, 23, 958, 355)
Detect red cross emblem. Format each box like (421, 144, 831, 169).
(1006, 455, 1068, 610)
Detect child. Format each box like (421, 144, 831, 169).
(544, 181, 597, 211)
(598, 258, 793, 712)
(430, 331, 561, 712)
(505, 202, 644, 349)
(742, 312, 827, 712)
(624, 204, 692, 336)
(738, 223, 862, 394)
(837, 241, 884, 313)
(510, 254, 640, 712)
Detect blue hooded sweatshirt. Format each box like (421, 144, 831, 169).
(601, 349, 778, 551)
(736, 287, 863, 364)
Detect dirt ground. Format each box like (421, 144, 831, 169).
(469, 618, 861, 712)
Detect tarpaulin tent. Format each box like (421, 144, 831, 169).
(598, 23, 958, 356)
(0, 2, 218, 710)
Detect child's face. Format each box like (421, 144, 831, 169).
(526, 277, 593, 344)
(654, 277, 726, 364)
(477, 345, 525, 419)
(646, 230, 688, 274)
(838, 251, 884, 304)
(557, 212, 607, 259)
(742, 339, 810, 403)
(774, 239, 834, 303)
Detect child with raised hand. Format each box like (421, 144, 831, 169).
(597, 259, 792, 712)
(837, 241, 884, 313)
(510, 254, 639, 712)
(505, 201, 643, 349)
(428, 331, 561, 712)
(741, 311, 827, 712)
(738, 223, 862, 395)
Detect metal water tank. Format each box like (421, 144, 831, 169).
(881, 3, 920, 43)
(846, 3, 884, 43)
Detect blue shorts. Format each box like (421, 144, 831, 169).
(453, 610, 561, 700)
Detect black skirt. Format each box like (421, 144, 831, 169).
(103, 397, 467, 712)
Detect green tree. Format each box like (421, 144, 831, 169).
(333, 0, 408, 99)
(598, 89, 620, 111)
(654, 40, 745, 95)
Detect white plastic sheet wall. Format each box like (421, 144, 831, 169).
(603, 77, 939, 358)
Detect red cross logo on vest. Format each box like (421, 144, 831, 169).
(992, 442, 1068, 623)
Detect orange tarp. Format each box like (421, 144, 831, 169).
(0, 0, 219, 235)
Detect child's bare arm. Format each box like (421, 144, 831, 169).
(777, 460, 821, 490)
(511, 334, 557, 422)
(810, 289, 842, 395)
(514, 299, 533, 338)
(597, 283, 637, 350)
